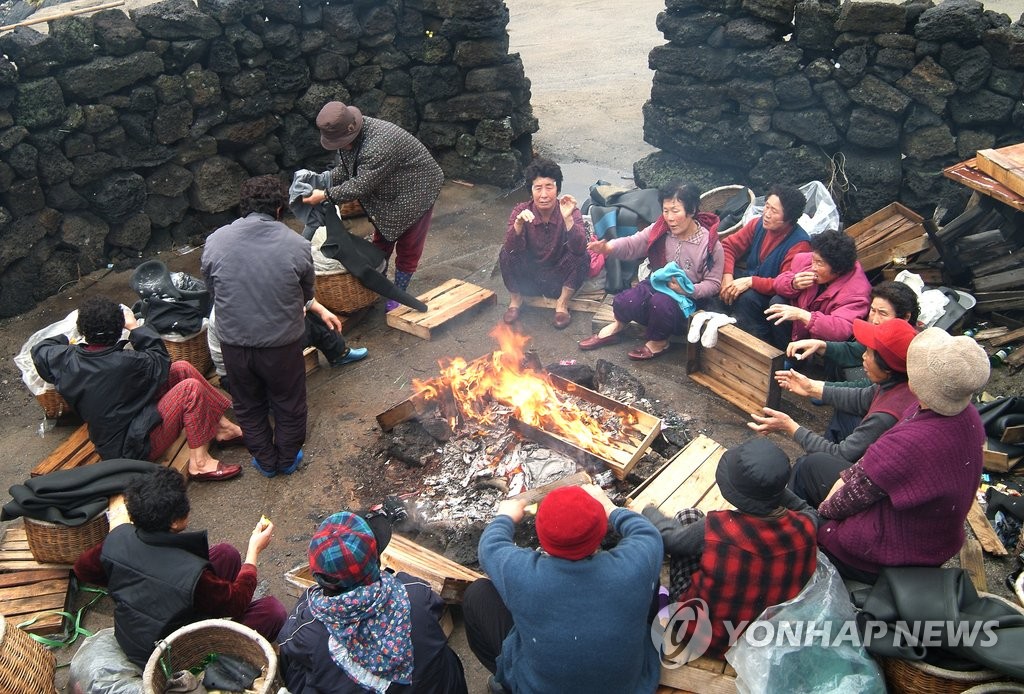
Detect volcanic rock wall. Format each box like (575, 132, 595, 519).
(635, 0, 1024, 222)
(0, 0, 536, 317)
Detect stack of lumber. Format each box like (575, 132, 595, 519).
(845, 202, 930, 273)
(928, 198, 1024, 295)
(0, 523, 72, 636)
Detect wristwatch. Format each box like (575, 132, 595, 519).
(304, 299, 314, 311)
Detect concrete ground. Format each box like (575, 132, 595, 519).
(0, 0, 1020, 689)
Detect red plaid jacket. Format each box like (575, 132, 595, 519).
(679, 510, 817, 659)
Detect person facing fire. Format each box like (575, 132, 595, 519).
(461, 484, 662, 694)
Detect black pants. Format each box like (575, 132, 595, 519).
(789, 451, 854, 508)
(731, 288, 773, 342)
(461, 578, 514, 675)
(304, 312, 346, 362)
(222, 338, 306, 472)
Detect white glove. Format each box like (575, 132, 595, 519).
(687, 311, 713, 343)
(701, 313, 737, 348)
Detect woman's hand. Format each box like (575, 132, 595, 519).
(765, 303, 811, 326)
(559, 195, 578, 227)
(747, 407, 799, 437)
(122, 306, 139, 331)
(791, 270, 817, 290)
(720, 275, 752, 304)
(587, 238, 612, 255)
(302, 189, 327, 205)
(787, 338, 827, 361)
(774, 368, 824, 399)
(513, 208, 535, 234)
(496, 498, 527, 523)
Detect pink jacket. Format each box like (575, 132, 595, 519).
(772, 252, 871, 341)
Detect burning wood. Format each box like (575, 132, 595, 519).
(377, 325, 663, 482)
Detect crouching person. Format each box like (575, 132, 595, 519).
(462, 484, 663, 694)
(642, 438, 818, 659)
(73, 467, 287, 667)
(278, 512, 468, 694)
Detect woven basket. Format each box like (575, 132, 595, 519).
(338, 200, 365, 218)
(700, 185, 755, 238)
(881, 593, 1024, 694)
(23, 513, 109, 565)
(162, 325, 213, 376)
(0, 614, 56, 694)
(143, 619, 277, 694)
(315, 272, 378, 315)
(35, 390, 71, 419)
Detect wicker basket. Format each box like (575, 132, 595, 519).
(143, 619, 277, 694)
(315, 272, 378, 315)
(23, 513, 109, 565)
(162, 325, 213, 376)
(35, 390, 71, 419)
(881, 593, 1024, 694)
(700, 185, 756, 238)
(0, 614, 56, 694)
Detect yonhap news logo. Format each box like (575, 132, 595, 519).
(652, 599, 1002, 668)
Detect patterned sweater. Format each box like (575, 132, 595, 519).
(325, 117, 443, 242)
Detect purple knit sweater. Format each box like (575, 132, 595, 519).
(818, 405, 984, 573)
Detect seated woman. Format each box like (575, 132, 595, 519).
(719, 185, 810, 341)
(816, 328, 990, 583)
(643, 438, 818, 659)
(763, 228, 871, 351)
(278, 511, 468, 694)
(579, 182, 723, 360)
(749, 318, 919, 507)
(787, 280, 919, 382)
(31, 295, 243, 481)
(499, 157, 588, 330)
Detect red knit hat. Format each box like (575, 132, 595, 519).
(535, 486, 607, 560)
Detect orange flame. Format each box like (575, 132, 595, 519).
(411, 324, 641, 462)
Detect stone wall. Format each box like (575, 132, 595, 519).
(0, 0, 536, 317)
(634, 0, 1024, 223)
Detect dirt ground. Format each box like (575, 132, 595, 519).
(0, 0, 1022, 689)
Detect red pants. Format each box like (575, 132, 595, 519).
(372, 206, 434, 274)
(148, 361, 231, 459)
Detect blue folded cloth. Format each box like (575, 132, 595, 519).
(649, 262, 697, 317)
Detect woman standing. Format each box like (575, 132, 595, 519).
(579, 182, 723, 360)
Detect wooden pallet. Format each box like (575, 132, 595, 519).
(31, 425, 190, 478)
(976, 144, 1024, 199)
(656, 656, 738, 694)
(845, 202, 928, 272)
(524, 289, 608, 314)
(686, 322, 784, 417)
(386, 279, 496, 340)
(0, 524, 73, 635)
(285, 533, 484, 604)
(627, 435, 733, 514)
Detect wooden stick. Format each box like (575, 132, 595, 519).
(0, 0, 125, 32)
(509, 471, 591, 506)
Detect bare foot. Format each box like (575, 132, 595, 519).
(188, 456, 221, 475)
(215, 420, 243, 442)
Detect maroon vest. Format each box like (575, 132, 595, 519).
(866, 381, 918, 419)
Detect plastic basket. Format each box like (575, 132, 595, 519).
(143, 619, 277, 694)
(0, 614, 56, 694)
(315, 272, 378, 315)
(23, 513, 109, 565)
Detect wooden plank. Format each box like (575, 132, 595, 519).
(944, 159, 1024, 213)
(32, 424, 92, 477)
(990, 326, 1024, 348)
(974, 266, 1024, 292)
(967, 500, 1008, 556)
(984, 442, 1023, 473)
(658, 661, 737, 694)
(858, 234, 931, 273)
(509, 471, 592, 506)
(689, 372, 768, 418)
(661, 447, 725, 511)
(523, 293, 608, 313)
(628, 435, 721, 510)
(387, 279, 497, 340)
(0, 569, 69, 589)
(959, 537, 987, 593)
(1002, 425, 1024, 445)
(976, 145, 1024, 198)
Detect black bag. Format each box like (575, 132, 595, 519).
(134, 295, 206, 336)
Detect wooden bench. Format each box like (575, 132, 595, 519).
(386, 279, 496, 339)
(657, 656, 738, 693)
(686, 322, 784, 418)
(31, 426, 190, 478)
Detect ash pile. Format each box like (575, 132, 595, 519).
(375, 358, 694, 565)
